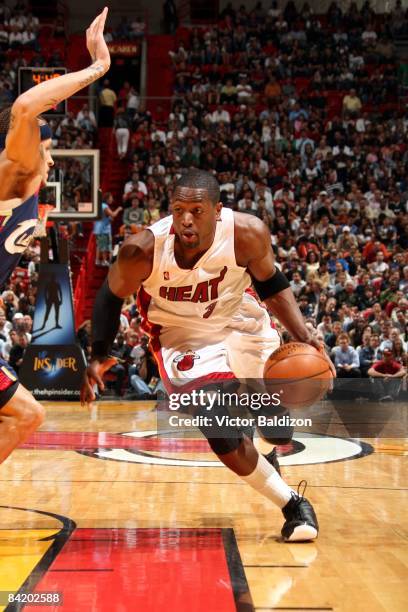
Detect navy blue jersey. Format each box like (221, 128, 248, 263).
(0, 193, 38, 289)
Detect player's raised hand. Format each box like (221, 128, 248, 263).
(86, 7, 111, 72)
(80, 356, 117, 405)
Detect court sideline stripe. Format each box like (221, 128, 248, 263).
(244, 565, 307, 568)
(222, 528, 255, 612)
(1, 479, 406, 491)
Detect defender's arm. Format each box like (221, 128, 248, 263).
(6, 8, 110, 171)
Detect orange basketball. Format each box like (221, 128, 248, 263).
(263, 342, 333, 409)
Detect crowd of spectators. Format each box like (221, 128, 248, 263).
(48, 104, 98, 149)
(103, 14, 146, 43)
(0, 246, 39, 373)
(0, 0, 40, 52)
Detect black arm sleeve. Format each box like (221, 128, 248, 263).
(91, 279, 124, 359)
(251, 269, 290, 301)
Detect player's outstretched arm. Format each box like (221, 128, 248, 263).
(6, 8, 110, 168)
(245, 221, 314, 344)
(236, 214, 335, 376)
(80, 230, 154, 404)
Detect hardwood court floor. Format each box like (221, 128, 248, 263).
(0, 401, 407, 612)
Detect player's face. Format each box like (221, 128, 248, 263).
(171, 187, 221, 250)
(39, 139, 54, 185)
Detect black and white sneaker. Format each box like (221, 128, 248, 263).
(263, 447, 281, 476)
(281, 481, 318, 542)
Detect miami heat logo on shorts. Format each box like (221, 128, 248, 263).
(173, 350, 200, 371)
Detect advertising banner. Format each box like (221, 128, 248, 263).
(20, 263, 86, 400)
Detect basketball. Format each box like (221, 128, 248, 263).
(263, 343, 333, 409)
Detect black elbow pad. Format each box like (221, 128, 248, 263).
(251, 269, 290, 300)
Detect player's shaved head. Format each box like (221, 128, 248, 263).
(174, 169, 220, 205)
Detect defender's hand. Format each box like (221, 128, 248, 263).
(86, 7, 111, 71)
(80, 356, 117, 405)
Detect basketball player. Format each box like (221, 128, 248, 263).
(0, 8, 111, 466)
(82, 170, 335, 542)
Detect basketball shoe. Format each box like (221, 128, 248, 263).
(281, 481, 318, 542)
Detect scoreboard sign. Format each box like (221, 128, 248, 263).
(107, 42, 139, 56)
(18, 67, 67, 116)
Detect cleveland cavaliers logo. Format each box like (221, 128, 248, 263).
(4, 219, 37, 254)
(173, 350, 200, 371)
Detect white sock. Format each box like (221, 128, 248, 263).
(241, 453, 296, 509)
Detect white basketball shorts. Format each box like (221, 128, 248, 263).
(148, 293, 281, 392)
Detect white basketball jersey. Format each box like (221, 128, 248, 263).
(140, 208, 253, 334)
